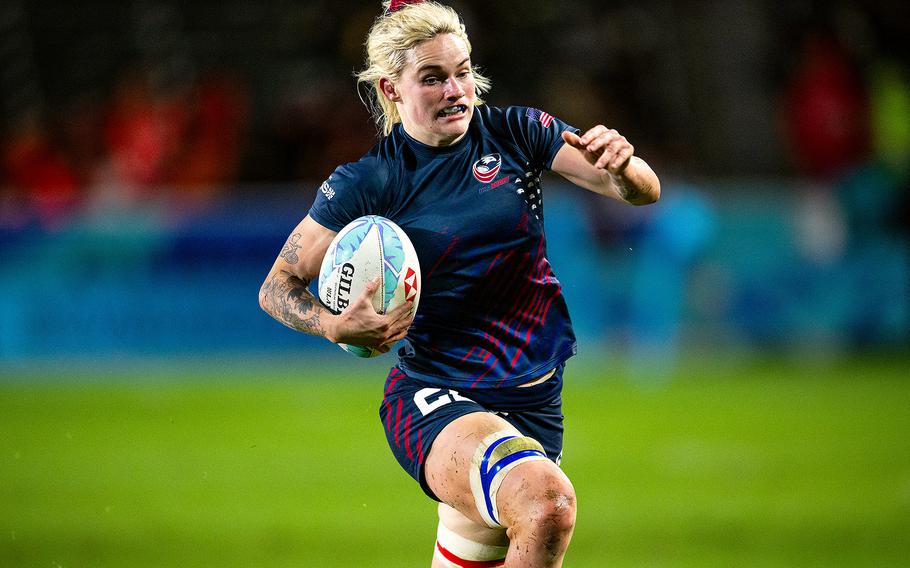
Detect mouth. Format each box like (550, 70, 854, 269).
(437, 104, 468, 119)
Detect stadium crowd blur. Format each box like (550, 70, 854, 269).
(1, 0, 908, 363)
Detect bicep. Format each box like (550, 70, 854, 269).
(266, 215, 337, 283)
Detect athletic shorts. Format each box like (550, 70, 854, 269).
(379, 363, 565, 500)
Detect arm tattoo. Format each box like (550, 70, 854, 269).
(613, 173, 652, 205)
(612, 174, 636, 201)
(615, 176, 633, 201)
(280, 233, 303, 264)
(259, 270, 327, 338)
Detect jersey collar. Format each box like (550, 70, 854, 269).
(396, 118, 476, 159)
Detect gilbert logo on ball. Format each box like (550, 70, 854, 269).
(318, 215, 421, 357)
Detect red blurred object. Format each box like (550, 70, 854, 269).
(784, 35, 870, 179)
(103, 71, 189, 188)
(171, 73, 249, 190)
(2, 122, 82, 229)
(388, 0, 424, 13)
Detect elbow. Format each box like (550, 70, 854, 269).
(643, 180, 661, 204)
(623, 158, 660, 205)
(628, 181, 660, 206)
(258, 279, 272, 313)
(635, 172, 661, 205)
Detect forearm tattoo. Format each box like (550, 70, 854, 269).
(615, 175, 634, 201)
(259, 270, 327, 338)
(613, 173, 653, 204)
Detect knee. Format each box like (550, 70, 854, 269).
(533, 473, 577, 535)
(503, 468, 577, 545)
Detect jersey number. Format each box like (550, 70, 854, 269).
(414, 388, 472, 416)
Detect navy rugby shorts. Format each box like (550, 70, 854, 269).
(379, 363, 566, 500)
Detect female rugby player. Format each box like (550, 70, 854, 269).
(259, 1, 660, 566)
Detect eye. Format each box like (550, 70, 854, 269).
(457, 70, 471, 78)
(422, 76, 440, 86)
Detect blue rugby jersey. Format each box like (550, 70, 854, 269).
(309, 105, 578, 390)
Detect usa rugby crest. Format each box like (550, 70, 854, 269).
(472, 153, 501, 183)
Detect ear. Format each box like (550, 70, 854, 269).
(379, 77, 401, 103)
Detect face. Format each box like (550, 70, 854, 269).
(382, 33, 477, 147)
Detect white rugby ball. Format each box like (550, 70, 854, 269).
(318, 215, 421, 357)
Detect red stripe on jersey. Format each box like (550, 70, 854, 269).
(460, 346, 477, 363)
(509, 347, 523, 370)
(486, 250, 526, 310)
(469, 352, 499, 389)
(511, 274, 545, 331)
(403, 413, 414, 460)
(515, 242, 551, 331)
(527, 294, 557, 344)
(483, 332, 507, 363)
(394, 398, 403, 447)
(384, 399, 392, 432)
(426, 235, 460, 279)
(484, 252, 502, 276)
(417, 427, 425, 464)
(521, 256, 559, 344)
(500, 242, 545, 339)
(490, 252, 534, 348)
(436, 543, 505, 567)
(385, 368, 405, 394)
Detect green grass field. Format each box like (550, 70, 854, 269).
(1, 354, 908, 567)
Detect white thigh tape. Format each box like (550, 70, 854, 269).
(468, 430, 548, 528)
(435, 520, 508, 562)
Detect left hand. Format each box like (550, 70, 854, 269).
(562, 126, 634, 175)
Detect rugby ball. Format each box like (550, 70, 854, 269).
(317, 215, 421, 357)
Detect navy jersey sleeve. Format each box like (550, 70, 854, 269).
(308, 155, 388, 231)
(493, 106, 580, 170)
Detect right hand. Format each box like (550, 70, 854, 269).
(328, 277, 415, 353)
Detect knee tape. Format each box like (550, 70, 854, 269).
(469, 430, 548, 528)
(434, 520, 507, 567)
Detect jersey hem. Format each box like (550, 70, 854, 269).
(397, 343, 578, 390)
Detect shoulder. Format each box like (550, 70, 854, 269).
(475, 104, 563, 137)
(477, 104, 577, 169)
(329, 141, 393, 192)
(474, 104, 527, 129)
(310, 142, 390, 228)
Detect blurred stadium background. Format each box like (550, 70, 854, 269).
(1, 1, 908, 566)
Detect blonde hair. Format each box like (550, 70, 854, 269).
(357, 1, 492, 136)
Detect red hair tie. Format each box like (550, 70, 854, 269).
(388, 0, 424, 13)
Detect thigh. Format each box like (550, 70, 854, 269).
(380, 367, 488, 499)
(425, 410, 571, 529)
(424, 411, 521, 520)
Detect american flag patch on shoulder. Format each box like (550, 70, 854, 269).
(526, 108, 554, 128)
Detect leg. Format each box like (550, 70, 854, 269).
(425, 412, 577, 567)
(432, 503, 509, 567)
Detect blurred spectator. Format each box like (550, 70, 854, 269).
(783, 32, 869, 180)
(1, 114, 82, 231)
(102, 69, 190, 193)
(170, 72, 250, 193)
(58, 95, 106, 191)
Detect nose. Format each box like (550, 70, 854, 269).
(444, 77, 465, 100)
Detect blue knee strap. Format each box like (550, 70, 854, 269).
(479, 435, 547, 526)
